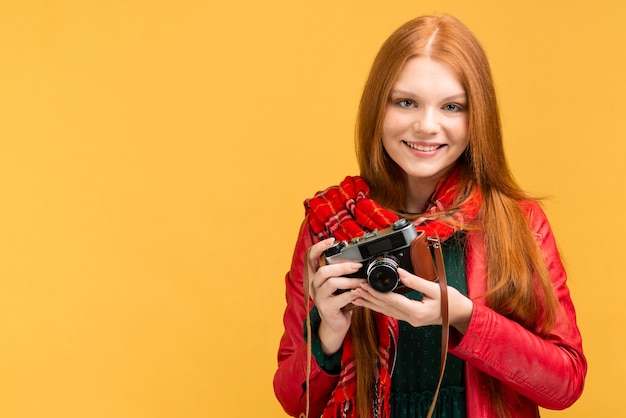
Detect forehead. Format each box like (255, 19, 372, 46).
(392, 56, 465, 96)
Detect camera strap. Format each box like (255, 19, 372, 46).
(301, 236, 449, 418)
(302, 246, 314, 418)
(406, 233, 449, 417)
(424, 236, 449, 418)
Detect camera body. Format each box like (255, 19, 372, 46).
(323, 218, 418, 292)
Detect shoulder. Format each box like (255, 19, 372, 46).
(518, 199, 546, 222)
(517, 199, 556, 248)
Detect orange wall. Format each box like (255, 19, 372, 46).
(0, 1, 623, 417)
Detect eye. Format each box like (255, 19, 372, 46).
(396, 99, 415, 108)
(443, 103, 464, 112)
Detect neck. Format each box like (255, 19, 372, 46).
(404, 177, 438, 213)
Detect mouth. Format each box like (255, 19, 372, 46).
(403, 141, 445, 152)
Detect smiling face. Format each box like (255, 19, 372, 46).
(382, 56, 469, 209)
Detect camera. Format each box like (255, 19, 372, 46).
(323, 218, 418, 292)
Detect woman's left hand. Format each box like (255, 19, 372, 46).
(351, 268, 474, 333)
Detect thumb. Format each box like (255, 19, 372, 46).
(398, 268, 437, 295)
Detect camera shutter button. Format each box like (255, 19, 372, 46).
(324, 242, 345, 257)
(393, 218, 409, 230)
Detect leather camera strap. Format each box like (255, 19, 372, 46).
(302, 247, 313, 418)
(301, 241, 449, 418)
(426, 237, 449, 418)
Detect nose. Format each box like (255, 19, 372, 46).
(413, 109, 440, 135)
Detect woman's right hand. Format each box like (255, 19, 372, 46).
(306, 238, 366, 355)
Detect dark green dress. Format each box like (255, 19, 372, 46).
(391, 233, 467, 417)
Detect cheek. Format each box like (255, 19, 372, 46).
(382, 110, 410, 137)
(448, 119, 469, 144)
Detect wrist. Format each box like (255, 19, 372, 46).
(318, 321, 348, 356)
(450, 290, 474, 334)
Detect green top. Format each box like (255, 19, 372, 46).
(391, 233, 467, 417)
(310, 233, 468, 418)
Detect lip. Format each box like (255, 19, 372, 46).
(402, 140, 445, 154)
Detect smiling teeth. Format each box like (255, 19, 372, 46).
(406, 143, 439, 151)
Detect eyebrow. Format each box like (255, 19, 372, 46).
(389, 89, 467, 102)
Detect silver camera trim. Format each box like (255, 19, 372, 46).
(324, 218, 418, 264)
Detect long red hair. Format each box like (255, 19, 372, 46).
(351, 15, 560, 416)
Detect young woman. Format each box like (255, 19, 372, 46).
(273, 15, 586, 418)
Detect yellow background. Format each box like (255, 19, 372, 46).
(0, 0, 623, 417)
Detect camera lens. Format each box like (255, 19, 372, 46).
(366, 256, 400, 292)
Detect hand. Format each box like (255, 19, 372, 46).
(351, 268, 474, 333)
(306, 238, 366, 354)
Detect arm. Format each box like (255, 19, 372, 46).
(449, 201, 587, 409)
(273, 219, 340, 417)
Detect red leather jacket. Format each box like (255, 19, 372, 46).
(273, 201, 586, 417)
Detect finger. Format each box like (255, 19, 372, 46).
(398, 268, 439, 297)
(305, 239, 337, 289)
(354, 286, 430, 324)
(313, 263, 363, 290)
(364, 287, 410, 312)
(321, 277, 367, 295)
(307, 238, 336, 266)
(331, 288, 367, 310)
(351, 290, 402, 317)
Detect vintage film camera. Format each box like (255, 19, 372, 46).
(322, 218, 419, 293)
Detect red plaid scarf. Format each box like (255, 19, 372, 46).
(304, 168, 480, 417)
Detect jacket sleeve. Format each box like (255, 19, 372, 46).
(273, 218, 340, 417)
(449, 201, 587, 410)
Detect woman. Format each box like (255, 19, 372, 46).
(273, 15, 586, 418)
